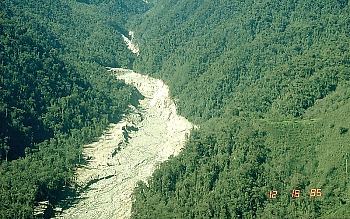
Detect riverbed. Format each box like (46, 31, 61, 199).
(57, 68, 193, 219)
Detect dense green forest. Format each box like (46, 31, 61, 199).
(2, 0, 350, 218)
(0, 0, 148, 218)
(129, 0, 350, 218)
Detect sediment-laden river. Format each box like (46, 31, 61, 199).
(57, 68, 193, 219)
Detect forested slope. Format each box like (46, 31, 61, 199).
(0, 0, 148, 218)
(129, 0, 350, 218)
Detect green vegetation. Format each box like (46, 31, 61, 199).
(2, 0, 350, 217)
(129, 0, 350, 218)
(0, 0, 148, 218)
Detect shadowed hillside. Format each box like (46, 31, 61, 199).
(0, 0, 148, 218)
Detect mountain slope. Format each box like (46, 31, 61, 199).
(131, 0, 349, 121)
(0, 0, 148, 218)
(129, 0, 350, 218)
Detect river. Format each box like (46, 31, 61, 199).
(57, 68, 193, 219)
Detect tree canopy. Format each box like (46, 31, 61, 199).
(0, 0, 148, 217)
(129, 0, 350, 218)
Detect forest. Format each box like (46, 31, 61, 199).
(129, 0, 350, 218)
(0, 0, 148, 218)
(1, 0, 350, 218)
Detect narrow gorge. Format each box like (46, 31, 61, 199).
(58, 68, 193, 219)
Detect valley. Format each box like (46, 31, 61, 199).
(58, 69, 193, 219)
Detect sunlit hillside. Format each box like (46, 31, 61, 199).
(129, 1, 350, 218)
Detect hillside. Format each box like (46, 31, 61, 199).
(129, 0, 350, 218)
(0, 0, 148, 218)
(1, 0, 350, 218)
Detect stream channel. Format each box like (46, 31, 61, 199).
(57, 68, 193, 219)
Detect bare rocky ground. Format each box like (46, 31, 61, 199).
(56, 68, 193, 219)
